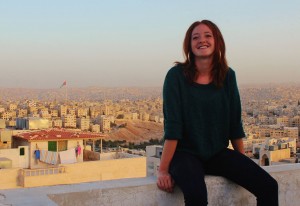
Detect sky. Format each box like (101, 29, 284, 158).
(1, 0, 300, 89)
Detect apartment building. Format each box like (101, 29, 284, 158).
(277, 116, 290, 127)
(76, 117, 90, 131)
(76, 108, 88, 118)
(50, 109, 58, 117)
(17, 109, 28, 118)
(62, 114, 76, 128)
(8, 104, 17, 111)
(0, 112, 12, 120)
(284, 127, 299, 139)
(58, 105, 67, 117)
(100, 116, 110, 132)
(90, 124, 100, 133)
(52, 119, 62, 128)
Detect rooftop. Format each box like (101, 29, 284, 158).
(13, 129, 106, 141)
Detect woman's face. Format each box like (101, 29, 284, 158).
(191, 24, 215, 59)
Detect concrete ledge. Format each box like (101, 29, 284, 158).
(48, 176, 255, 206)
(1, 164, 300, 206)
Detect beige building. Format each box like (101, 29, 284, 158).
(50, 109, 58, 117)
(270, 127, 284, 138)
(140, 112, 150, 121)
(90, 124, 100, 133)
(101, 105, 110, 115)
(0, 112, 12, 120)
(284, 127, 299, 139)
(28, 106, 37, 115)
(132, 112, 138, 120)
(290, 116, 300, 130)
(0, 129, 13, 149)
(149, 114, 159, 123)
(8, 104, 17, 111)
(59, 105, 67, 117)
(6, 120, 16, 127)
(27, 101, 36, 108)
(0, 107, 5, 113)
(52, 119, 63, 128)
(68, 108, 76, 116)
(260, 148, 291, 166)
(277, 116, 290, 127)
(0, 119, 5, 129)
(12, 129, 106, 169)
(1, 129, 152, 190)
(40, 110, 51, 119)
(100, 116, 110, 133)
(76, 108, 89, 118)
(17, 109, 28, 118)
(77, 117, 90, 131)
(62, 114, 76, 128)
(254, 138, 297, 166)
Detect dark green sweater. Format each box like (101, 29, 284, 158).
(163, 65, 245, 161)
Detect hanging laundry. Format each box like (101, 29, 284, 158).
(34, 150, 40, 160)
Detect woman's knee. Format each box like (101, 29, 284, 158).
(257, 175, 278, 199)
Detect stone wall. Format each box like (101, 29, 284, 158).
(47, 164, 300, 206)
(1, 163, 300, 206)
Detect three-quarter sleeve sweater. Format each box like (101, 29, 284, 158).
(163, 65, 245, 161)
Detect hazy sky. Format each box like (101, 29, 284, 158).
(1, 0, 300, 88)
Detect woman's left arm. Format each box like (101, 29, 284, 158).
(229, 69, 246, 151)
(231, 138, 245, 154)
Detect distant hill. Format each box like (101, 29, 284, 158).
(0, 87, 162, 101)
(108, 120, 163, 143)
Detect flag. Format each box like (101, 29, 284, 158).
(60, 80, 66, 88)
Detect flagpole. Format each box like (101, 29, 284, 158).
(65, 83, 68, 104)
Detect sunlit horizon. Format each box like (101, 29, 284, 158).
(1, 0, 300, 89)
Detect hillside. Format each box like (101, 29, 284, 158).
(107, 120, 163, 143)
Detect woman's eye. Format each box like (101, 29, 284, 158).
(192, 36, 199, 40)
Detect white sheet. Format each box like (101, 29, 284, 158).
(59, 148, 77, 164)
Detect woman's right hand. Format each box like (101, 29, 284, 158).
(157, 169, 175, 193)
(156, 140, 178, 193)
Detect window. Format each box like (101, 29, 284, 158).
(48, 141, 57, 152)
(20, 147, 25, 156)
(58, 140, 68, 151)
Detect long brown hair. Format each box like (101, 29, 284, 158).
(177, 20, 228, 88)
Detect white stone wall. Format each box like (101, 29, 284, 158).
(48, 164, 300, 206)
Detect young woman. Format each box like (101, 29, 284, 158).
(157, 20, 278, 206)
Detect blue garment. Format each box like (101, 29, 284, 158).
(34, 150, 40, 159)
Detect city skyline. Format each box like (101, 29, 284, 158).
(1, 0, 300, 89)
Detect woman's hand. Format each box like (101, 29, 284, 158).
(157, 170, 175, 193)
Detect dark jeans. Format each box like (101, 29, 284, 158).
(169, 149, 278, 206)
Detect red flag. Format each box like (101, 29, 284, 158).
(60, 80, 66, 88)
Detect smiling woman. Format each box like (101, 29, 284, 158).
(157, 20, 279, 206)
(191, 24, 215, 59)
(178, 20, 228, 88)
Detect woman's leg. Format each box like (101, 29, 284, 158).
(205, 148, 278, 206)
(169, 151, 208, 206)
